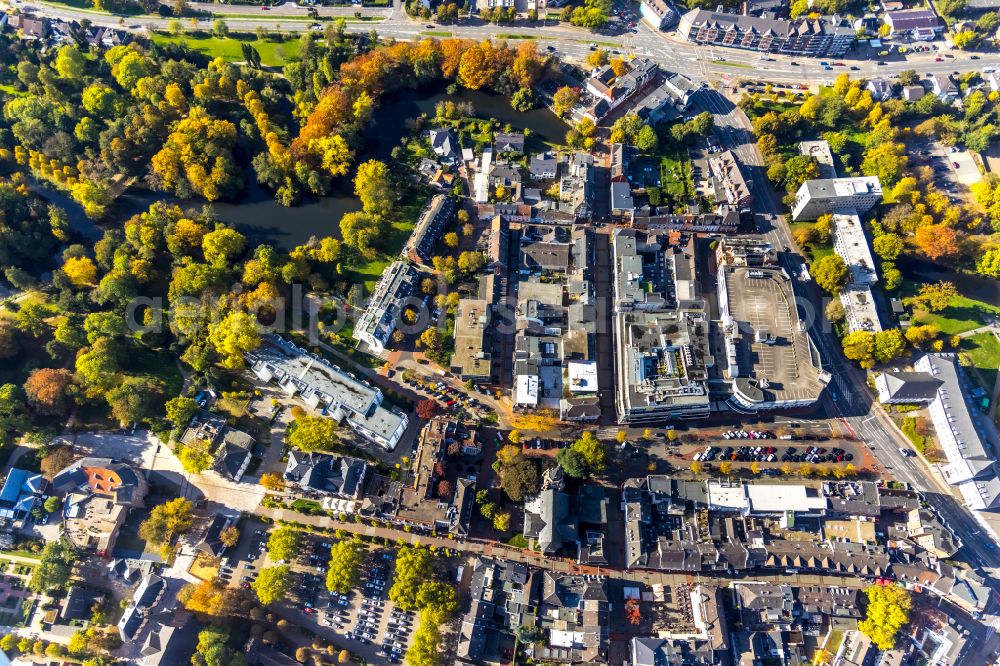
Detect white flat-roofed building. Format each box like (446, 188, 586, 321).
(915, 353, 1000, 511)
(247, 335, 408, 451)
(567, 360, 599, 394)
(353, 261, 421, 355)
(791, 177, 882, 221)
(707, 481, 828, 515)
(798, 140, 838, 179)
(515, 374, 540, 407)
(831, 211, 882, 332)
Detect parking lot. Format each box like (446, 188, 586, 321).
(290, 536, 417, 664)
(908, 137, 977, 201)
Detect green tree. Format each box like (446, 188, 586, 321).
(165, 396, 199, 426)
(355, 160, 394, 219)
(326, 539, 364, 594)
(781, 155, 820, 192)
(388, 546, 433, 611)
(842, 330, 876, 366)
(873, 328, 906, 364)
(288, 416, 338, 452)
(873, 233, 903, 261)
(267, 526, 300, 561)
(858, 584, 911, 649)
(811, 255, 849, 295)
(212, 19, 229, 38)
(43, 496, 62, 513)
(252, 566, 291, 605)
(556, 447, 588, 478)
(207, 311, 261, 369)
(977, 247, 1000, 277)
(55, 45, 85, 80)
(861, 142, 907, 187)
(202, 227, 247, 268)
(552, 86, 580, 117)
(138, 498, 194, 547)
(28, 539, 75, 593)
(570, 431, 607, 474)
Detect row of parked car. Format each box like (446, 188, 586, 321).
(722, 430, 776, 440)
(784, 447, 854, 464)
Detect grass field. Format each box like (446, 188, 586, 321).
(420, 30, 453, 37)
(151, 33, 302, 66)
(912, 295, 1000, 335)
(961, 331, 1000, 392)
(713, 59, 752, 68)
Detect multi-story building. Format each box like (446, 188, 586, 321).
(53, 458, 148, 557)
(790, 177, 882, 221)
(353, 260, 421, 355)
(248, 335, 408, 450)
(716, 237, 829, 411)
(404, 195, 454, 267)
(915, 353, 1000, 511)
(832, 211, 882, 333)
(709, 150, 753, 208)
(798, 140, 837, 179)
(585, 58, 659, 121)
(639, 0, 678, 30)
(677, 9, 854, 57)
(451, 298, 493, 383)
(612, 230, 712, 423)
(884, 8, 942, 39)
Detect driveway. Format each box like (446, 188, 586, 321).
(57, 430, 265, 513)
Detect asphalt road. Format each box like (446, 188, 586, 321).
(12, 0, 1000, 84)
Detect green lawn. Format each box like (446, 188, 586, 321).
(788, 222, 834, 264)
(421, 30, 453, 37)
(150, 33, 301, 67)
(713, 60, 752, 68)
(960, 332, 1000, 392)
(913, 295, 1000, 335)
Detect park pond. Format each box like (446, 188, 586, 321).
(50, 85, 568, 250)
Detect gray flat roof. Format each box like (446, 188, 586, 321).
(721, 266, 825, 403)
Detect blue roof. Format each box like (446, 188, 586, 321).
(0, 469, 30, 504)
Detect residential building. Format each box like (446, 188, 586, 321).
(494, 132, 525, 154)
(585, 58, 659, 121)
(353, 260, 421, 355)
(867, 78, 895, 101)
(716, 237, 829, 411)
(610, 181, 635, 218)
(53, 458, 148, 556)
(457, 558, 540, 664)
(709, 150, 753, 208)
(677, 9, 854, 57)
(631, 210, 741, 234)
(662, 71, 701, 110)
(559, 152, 594, 219)
(988, 70, 1000, 94)
(832, 211, 882, 333)
(180, 412, 254, 482)
(248, 335, 408, 450)
(139, 615, 198, 666)
(915, 353, 1000, 511)
(450, 478, 476, 536)
(429, 127, 459, 163)
(118, 573, 165, 641)
(612, 230, 712, 423)
(790, 177, 882, 221)
(404, 194, 454, 266)
(529, 152, 558, 180)
(451, 298, 493, 383)
(0, 469, 47, 525)
(283, 450, 370, 501)
(196, 514, 237, 559)
(5, 14, 49, 40)
(523, 486, 607, 559)
(875, 370, 944, 404)
(931, 73, 960, 102)
(884, 8, 942, 39)
(798, 140, 838, 179)
(902, 84, 925, 101)
(534, 573, 609, 663)
(639, 0, 678, 30)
